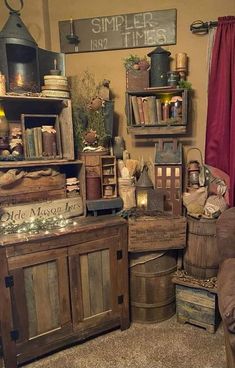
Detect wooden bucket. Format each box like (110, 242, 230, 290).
(184, 216, 219, 279)
(130, 250, 177, 323)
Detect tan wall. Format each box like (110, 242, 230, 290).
(1, 0, 235, 163)
(0, 0, 49, 48)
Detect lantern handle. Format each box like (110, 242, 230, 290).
(4, 0, 23, 14)
(186, 147, 203, 166)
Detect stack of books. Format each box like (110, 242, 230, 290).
(24, 125, 58, 158)
(131, 95, 182, 126)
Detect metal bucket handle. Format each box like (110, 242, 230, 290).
(186, 147, 204, 166)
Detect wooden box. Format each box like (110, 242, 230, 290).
(21, 114, 62, 159)
(174, 282, 220, 333)
(0, 172, 66, 205)
(128, 215, 186, 252)
(126, 70, 149, 91)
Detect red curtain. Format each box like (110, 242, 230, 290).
(205, 16, 235, 206)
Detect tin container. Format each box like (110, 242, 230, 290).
(86, 175, 101, 200)
(148, 46, 171, 87)
(167, 71, 180, 87)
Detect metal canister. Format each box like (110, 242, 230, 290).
(167, 71, 180, 87)
(148, 46, 171, 87)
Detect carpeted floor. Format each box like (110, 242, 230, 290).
(26, 315, 226, 368)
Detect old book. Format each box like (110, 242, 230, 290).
(136, 97, 145, 125)
(147, 96, 157, 125)
(156, 99, 162, 123)
(131, 95, 141, 125)
(36, 127, 43, 157)
(33, 128, 39, 157)
(142, 97, 150, 125)
(26, 128, 35, 157)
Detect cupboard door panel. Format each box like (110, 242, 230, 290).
(80, 249, 111, 318)
(24, 261, 60, 338)
(69, 237, 119, 330)
(9, 249, 72, 347)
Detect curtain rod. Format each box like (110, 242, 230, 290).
(190, 20, 218, 34)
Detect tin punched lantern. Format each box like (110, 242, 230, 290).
(136, 165, 154, 210)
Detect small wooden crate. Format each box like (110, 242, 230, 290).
(21, 114, 62, 159)
(128, 215, 186, 252)
(173, 279, 220, 333)
(126, 70, 149, 91)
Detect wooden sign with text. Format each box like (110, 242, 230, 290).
(59, 9, 176, 53)
(0, 197, 83, 225)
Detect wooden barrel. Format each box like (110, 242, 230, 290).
(184, 216, 219, 279)
(130, 250, 177, 323)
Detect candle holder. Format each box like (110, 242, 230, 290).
(175, 53, 188, 80)
(66, 18, 79, 45)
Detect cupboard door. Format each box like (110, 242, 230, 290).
(69, 237, 120, 332)
(7, 248, 72, 358)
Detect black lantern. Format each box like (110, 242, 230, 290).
(0, 0, 65, 93)
(148, 46, 171, 87)
(136, 165, 154, 210)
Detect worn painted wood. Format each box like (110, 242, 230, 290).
(59, 9, 176, 53)
(0, 174, 66, 197)
(128, 216, 186, 252)
(24, 267, 38, 338)
(10, 268, 29, 343)
(184, 216, 219, 279)
(101, 249, 111, 311)
(175, 284, 220, 333)
(47, 262, 60, 329)
(34, 263, 54, 335)
(118, 224, 130, 330)
(57, 256, 71, 326)
(0, 248, 17, 368)
(80, 254, 91, 318)
(68, 254, 83, 329)
(88, 251, 104, 315)
(0, 196, 83, 226)
(0, 217, 129, 367)
(130, 250, 177, 323)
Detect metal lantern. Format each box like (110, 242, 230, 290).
(0, 0, 65, 93)
(187, 160, 200, 189)
(148, 46, 171, 87)
(136, 166, 154, 210)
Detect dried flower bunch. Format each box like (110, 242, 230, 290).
(69, 71, 110, 152)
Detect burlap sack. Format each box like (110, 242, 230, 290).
(183, 187, 208, 216)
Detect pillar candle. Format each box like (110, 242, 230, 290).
(175, 53, 187, 71)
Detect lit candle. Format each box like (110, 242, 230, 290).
(175, 53, 187, 72)
(15, 73, 24, 87)
(162, 101, 169, 121)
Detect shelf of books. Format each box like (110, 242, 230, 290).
(125, 88, 189, 136)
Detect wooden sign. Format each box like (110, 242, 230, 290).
(59, 9, 176, 53)
(128, 216, 186, 252)
(0, 197, 83, 225)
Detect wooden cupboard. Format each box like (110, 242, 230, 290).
(0, 216, 129, 367)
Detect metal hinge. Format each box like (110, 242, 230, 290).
(10, 330, 19, 341)
(116, 250, 123, 260)
(5, 275, 14, 288)
(118, 295, 124, 304)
